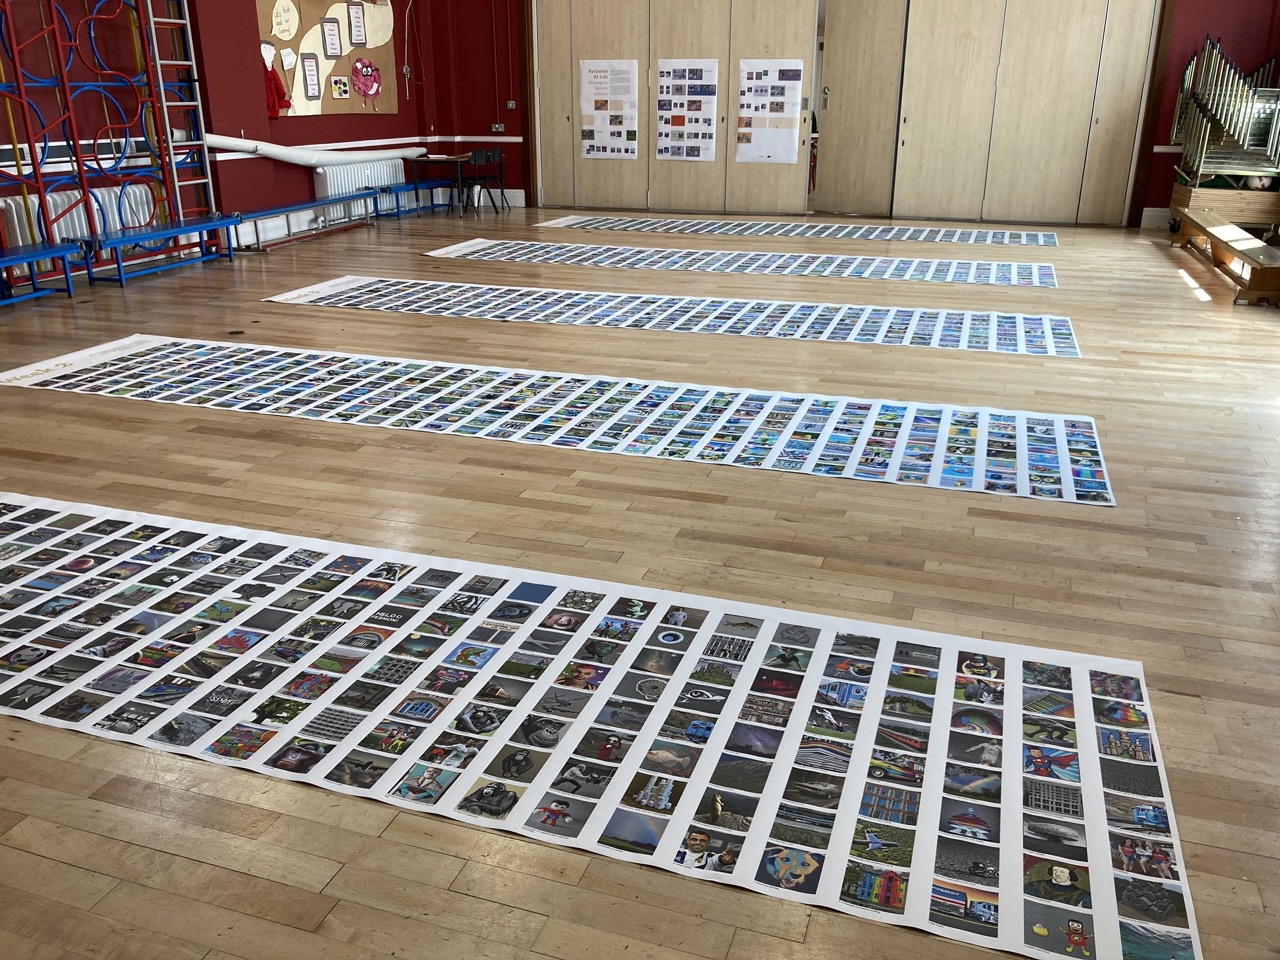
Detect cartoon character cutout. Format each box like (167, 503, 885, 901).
(351, 58, 382, 111)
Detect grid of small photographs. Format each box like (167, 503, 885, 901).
(0, 494, 1201, 960)
(430, 238, 1059, 287)
(269, 276, 1082, 357)
(736, 59, 804, 163)
(542, 215, 1060, 247)
(656, 59, 718, 161)
(2, 336, 1114, 506)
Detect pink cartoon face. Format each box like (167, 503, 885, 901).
(351, 58, 382, 108)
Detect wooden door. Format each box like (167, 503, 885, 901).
(893, 0, 1005, 220)
(647, 0, 731, 212)
(981, 0, 1108, 223)
(534, 0, 574, 207)
(570, 0, 650, 210)
(812, 0, 907, 216)
(723, 0, 818, 214)
(1077, 0, 1160, 224)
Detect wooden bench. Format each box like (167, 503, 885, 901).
(0, 240, 79, 306)
(68, 214, 241, 287)
(238, 190, 380, 250)
(1171, 206, 1280, 305)
(376, 179, 456, 219)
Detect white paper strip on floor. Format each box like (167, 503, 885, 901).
(0, 492, 1201, 960)
(265, 275, 1082, 357)
(0, 336, 1114, 505)
(426, 239, 1059, 287)
(540, 215, 1059, 246)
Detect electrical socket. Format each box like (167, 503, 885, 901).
(506, 100, 516, 109)
(491, 123, 505, 132)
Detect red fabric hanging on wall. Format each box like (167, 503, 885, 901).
(264, 62, 291, 119)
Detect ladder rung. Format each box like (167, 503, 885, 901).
(171, 140, 206, 149)
(158, 60, 196, 67)
(163, 101, 200, 109)
(176, 177, 212, 186)
(152, 18, 188, 26)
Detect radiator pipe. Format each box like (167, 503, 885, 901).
(205, 132, 428, 169)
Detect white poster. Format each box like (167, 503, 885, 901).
(580, 59, 639, 159)
(656, 58, 719, 162)
(735, 58, 804, 164)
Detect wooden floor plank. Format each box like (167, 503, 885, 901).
(0, 210, 1276, 960)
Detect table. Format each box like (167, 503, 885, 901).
(409, 154, 472, 219)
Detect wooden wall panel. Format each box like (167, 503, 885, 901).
(893, 0, 1005, 220)
(812, 0, 907, 216)
(723, 0, 818, 214)
(647, 0, 732, 212)
(534, 0, 575, 207)
(982, 0, 1108, 223)
(570, 0, 650, 210)
(1077, 0, 1160, 225)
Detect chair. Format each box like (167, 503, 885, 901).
(461, 148, 511, 216)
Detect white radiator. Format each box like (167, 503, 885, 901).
(315, 158, 405, 225)
(0, 183, 157, 247)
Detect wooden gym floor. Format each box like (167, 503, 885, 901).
(0, 209, 1275, 960)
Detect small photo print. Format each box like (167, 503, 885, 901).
(927, 878, 998, 936)
(1118, 920, 1195, 958)
(390, 763, 459, 805)
(1023, 813, 1088, 859)
(839, 859, 908, 913)
(598, 807, 669, 855)
(1023, 854, 1092, 908)
(510, 713, 569, 749)
(525, 792, 594, 837)
(204, 723, 277, 761)
(933, 836, 999, 884)
(149, 711, 220, 746)
(454, 779, 523, 819)
(481, 747, 547, 783)
(696, 660, 747, 686)
(1022, 902, 1094, 955)
(91, 701, 166, 735)
(1115, 873, 1189, 927)
(546, 758, 616, 797)
(722, 722, 782, 760)
(573, 726, 636, 763)
(673, 824, 741, 872)
(1110, 833, 1179, 880)
(324, 748, 394, 789)
(264, 738, 333, 775)
(755, 845, 824, 894)
(41, 689, 112, 722)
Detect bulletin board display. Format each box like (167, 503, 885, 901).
(257, 0, 399, 116)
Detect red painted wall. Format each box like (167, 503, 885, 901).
(190, 0, 526, 212)
(1141, 0, 1280, 211)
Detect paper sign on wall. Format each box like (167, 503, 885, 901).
(580, 60, 640, 159)
(735, 59, 804, 164)
(656, 59, 719, 162)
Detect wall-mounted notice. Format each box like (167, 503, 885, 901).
(656, 59, 719, 162)
(580, 59, 640, 159)
(300, 53, 321, 101)
(320, 17, 343, 59)
(735, 59, 804, 164)
(347, 1, 367, 45)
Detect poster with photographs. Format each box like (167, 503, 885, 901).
(540, 215, 1059, 247)
(0, 492, 1201, 960)
(736, 58, 804, 164)
(429, 237, 1060, 288)
(656, 58, 719, 162)
(580, 59, 639, 159)
(1, 336, 1112, 505)
(267, 275, 1082, 357)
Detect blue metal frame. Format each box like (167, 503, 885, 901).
(69, 213, 240, 286)
(0, 240, 77, 305)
